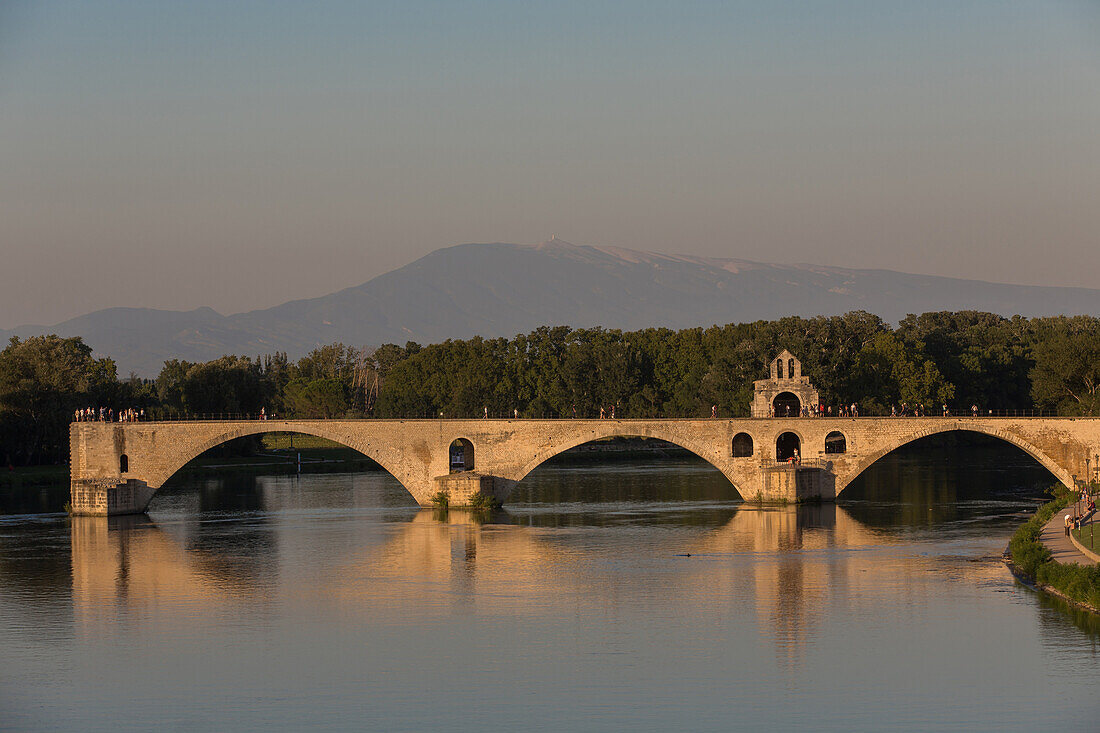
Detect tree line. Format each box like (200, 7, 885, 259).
(3, 310, 1100, 465)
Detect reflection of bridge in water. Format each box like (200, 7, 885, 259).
(71, 417, 1100, 514)
(68, 505, 914, 663)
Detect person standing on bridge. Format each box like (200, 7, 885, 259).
(484, 406, 488, 419)
(712, 405, 717, 418)
(514, 408, 519, 419)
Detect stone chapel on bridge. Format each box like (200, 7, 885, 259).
(750, 350, 821, 418)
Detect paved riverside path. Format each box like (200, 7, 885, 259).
(1039, 511, 1098, 565)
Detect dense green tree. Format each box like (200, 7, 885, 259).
(9, 310, 1098, 461)
(0, 336, 116, 465)
(1030, 316, 1100, 415)
(283, 378, 348, 418)
(898, 312, 1032, 410)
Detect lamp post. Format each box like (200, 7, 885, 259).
(1073, 475, 1079, 520)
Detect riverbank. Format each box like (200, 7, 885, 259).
(0, 464, 68, 490)
(1005, 488, 1100, 613)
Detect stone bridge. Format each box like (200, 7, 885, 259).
(69, 417, 1100, 515)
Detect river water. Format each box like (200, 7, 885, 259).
(2, 438, 1100, 731)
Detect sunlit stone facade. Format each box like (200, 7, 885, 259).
(750, 350, 821, 418)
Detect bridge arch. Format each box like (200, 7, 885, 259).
(509, 427, 745, 500)
(835, 425, 1072, 498)
(143, 423, 416, 503)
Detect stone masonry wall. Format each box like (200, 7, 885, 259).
(71, 417, 1100, 514)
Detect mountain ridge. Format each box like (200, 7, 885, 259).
(5, 239, 1100, 376)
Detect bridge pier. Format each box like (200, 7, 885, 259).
(758, 464, 833, 503)
(70, 478, 155, 516)
(432, 472, 497, 505)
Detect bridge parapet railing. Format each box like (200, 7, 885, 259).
(764, 459, 832, 471)
(71, 409, 1079, 424)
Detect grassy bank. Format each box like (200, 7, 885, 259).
(1008, 487, 1100, 610)
(0, 464, 68, 490)
(1072, 524, 1100, 555)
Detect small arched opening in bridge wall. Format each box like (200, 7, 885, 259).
(775, 432, 801, 462)
(824, 431, 846, 454)
(119, 454, 129, 473)
(776, 359, 785, 379)
(732, 433, 754, 458)
(773, 392, 801, 417)
(449, 438, 475, 473)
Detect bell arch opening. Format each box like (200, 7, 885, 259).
(773, 392, 801, 417)
(775, 432, 801, 462)
(511, 435, 743, 505)
(732, 432, 754, 458)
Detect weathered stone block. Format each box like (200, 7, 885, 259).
(433, 472, 494, 506)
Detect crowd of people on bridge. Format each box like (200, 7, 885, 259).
(761, 402, 998, 419)
(74, 407, 144, 423)
(768, 403, 861, 418)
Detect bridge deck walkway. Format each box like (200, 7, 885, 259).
(1039, 512, 1097, 565)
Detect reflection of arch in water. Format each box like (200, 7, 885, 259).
(510, 432, 744, 500)
(835, 427, 1065, 498)
(70, 516, 274, 632)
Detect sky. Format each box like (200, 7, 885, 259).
(1, 0, 1099, 328)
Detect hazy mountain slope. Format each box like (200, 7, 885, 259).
(5, 240, 1100, 375)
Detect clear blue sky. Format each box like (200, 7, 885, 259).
(2, 0, 1099, 326)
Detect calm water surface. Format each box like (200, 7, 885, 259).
(2, 441, 1100, 731)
